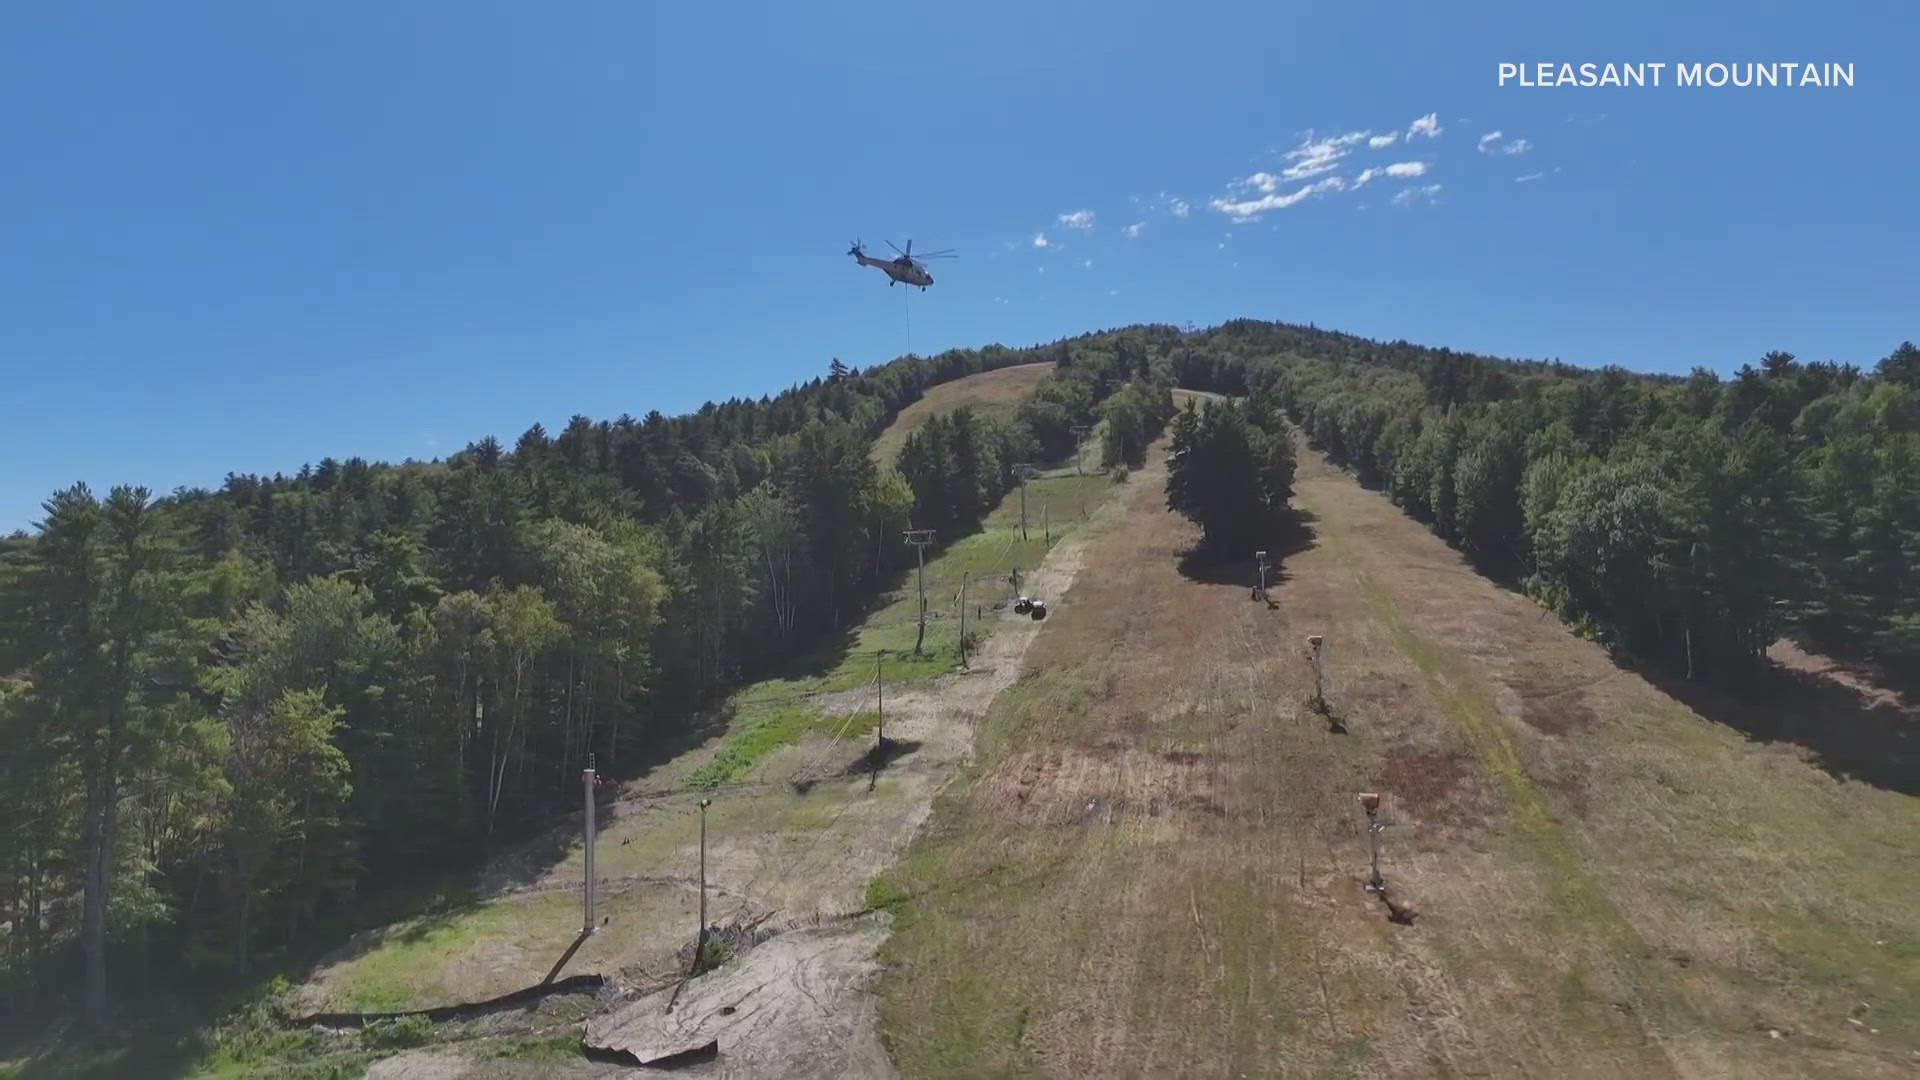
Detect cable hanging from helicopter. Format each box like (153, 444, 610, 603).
(847, 238, 956, 292)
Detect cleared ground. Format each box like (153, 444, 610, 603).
(873, 437, 1920, 1078)
(279, 436, 1131, 1076)
(868, 361, 1055, 466)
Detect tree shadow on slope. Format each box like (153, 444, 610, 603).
(1175, 508, 1318, 593)
(1636, 657, 1919, 797)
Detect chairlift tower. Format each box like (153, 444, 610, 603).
(1014, 464, 1041, 541)
(905, 529, 936, 654)
(1358, 793, 1390, 894)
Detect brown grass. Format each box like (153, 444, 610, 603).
(869, 361, 1055, 465)
(874, 435, 1920, 1078)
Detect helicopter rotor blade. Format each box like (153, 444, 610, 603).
(886, 240, 906, 257)
(913, 249, 957, 258)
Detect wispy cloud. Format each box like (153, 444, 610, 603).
(1211, 175, 1345, 222)
(1368, 133, 1398, 149)
(1082, 258, 1093, 269)
(1032, 233, 1050, 248)
(1058, 209, 1096, 230)
(1407, 112, 1442, 139)
(1170, 198, 1191, 217)
(1515, 172, 1545, 183)
(1391, 184, 1443, 207)
(1123, 222, 1145, 238)
(1479, 131, 1533, 155)
(1353, 161, 1430, 189)
(1280, 130, 1369, 181)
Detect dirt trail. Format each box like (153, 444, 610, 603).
(578, 513, 1105, 1077)
(360, 471, 1125, 1078)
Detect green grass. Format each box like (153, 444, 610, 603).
(864, 873, 911, 911)
(478, 1031, 587, 1064)
(728, 469, 1116, 702)
(689, 705, 880, 788)
(324, 905, 508, 1012)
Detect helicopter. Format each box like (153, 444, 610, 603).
(848, 239, 955, 290)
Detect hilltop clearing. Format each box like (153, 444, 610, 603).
(869, 361, 1055, 465)
(874, 434, 1919, 1078)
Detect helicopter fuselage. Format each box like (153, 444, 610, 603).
(852, 250, 933, 288)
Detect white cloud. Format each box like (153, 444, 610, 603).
(1515, 172, 1545, 183)
(1123, 222, 1145, 238)
(1082, 258, 1093, 269)
(1210, 175, 1345, 222)
(1356, 162, 1428, 188)
(1368, 133, 1398, 149)
(1058, 209, 1096, 230)
(1170, 199, 1191, 217)
(1239, 172, 1285, 193)
(1479, 131, 1534, 155)
(1107, 289, 1118, 296)
(1407, 112, 1442, 139)
(1032, 232, 1050, 248)
(1391, 184, 1443, 207)
(1279, 129, 1369, 181)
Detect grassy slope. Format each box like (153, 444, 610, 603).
(874, 436, 1920, 1078)
(868, 361, 1055, 466)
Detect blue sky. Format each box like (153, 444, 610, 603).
(3, 1, 1914, 531)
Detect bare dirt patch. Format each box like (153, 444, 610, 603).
(1382, 746, 1476, 821)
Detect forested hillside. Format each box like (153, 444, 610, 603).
(0, 326, 1177, 1039)
(3, 315, 1914, 1050)
(1187, 321, 1920, 680)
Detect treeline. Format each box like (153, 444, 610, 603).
(1164, 395, 1297, 555)
(0, 326, 1182, 1037)
(895, 349, 1181, 533)
(1100, 380, 1178, 470)
(1197, 322, 1919, 679)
